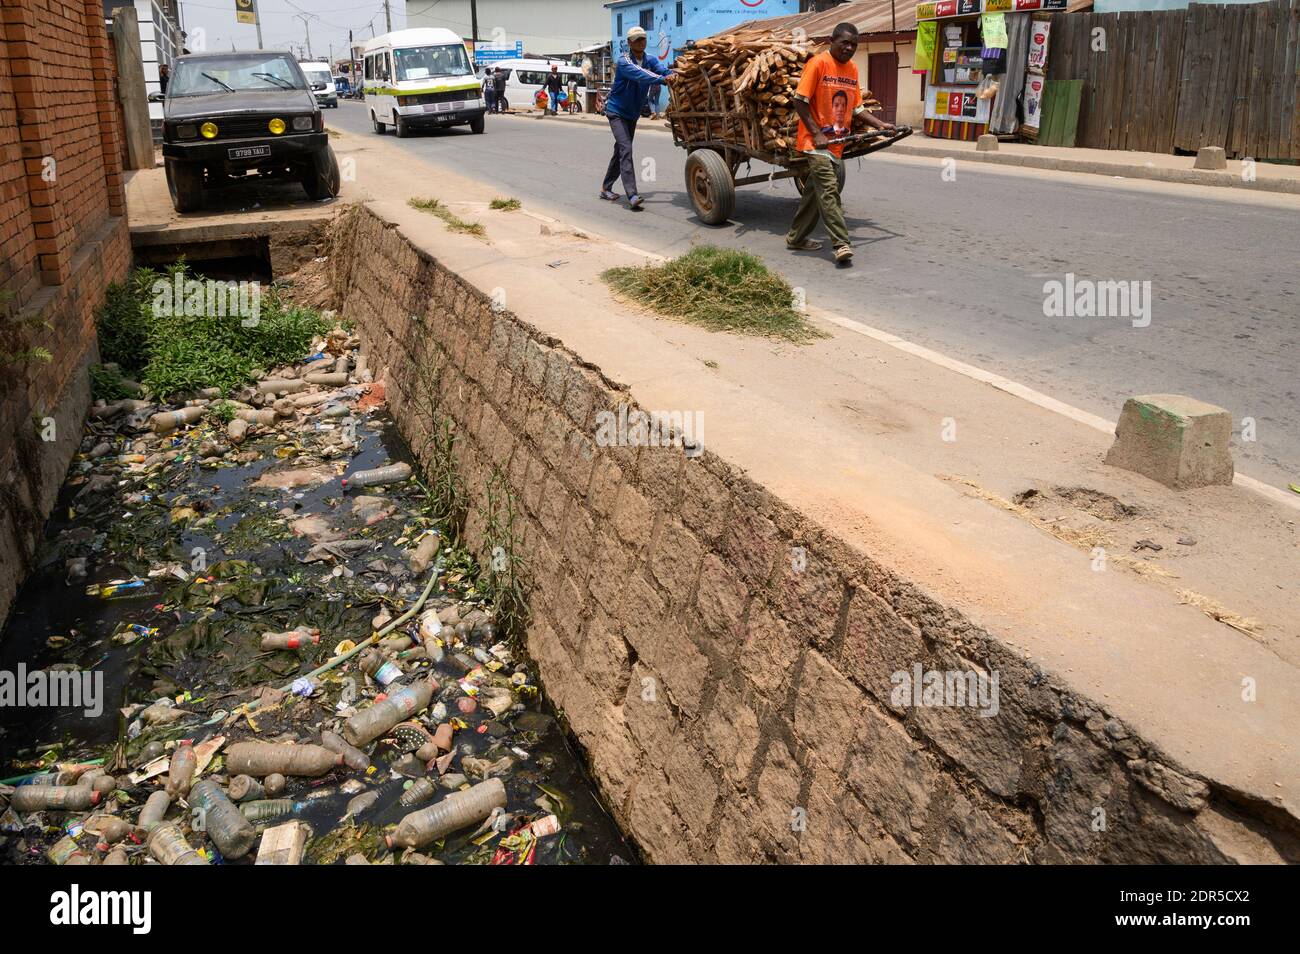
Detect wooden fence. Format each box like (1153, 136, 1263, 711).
(1047, 0, 1300, 159)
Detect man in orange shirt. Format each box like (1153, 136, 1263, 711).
(788, 23, 895, 266)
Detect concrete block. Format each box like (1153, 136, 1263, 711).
(1194, 146, 1227, 171)
(1104, 394, 1233, 489)
(976, 133, 999, 152)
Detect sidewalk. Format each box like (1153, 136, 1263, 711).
(512, 110, 1300, 195)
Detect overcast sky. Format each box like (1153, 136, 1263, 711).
(177, 0, 408, 61)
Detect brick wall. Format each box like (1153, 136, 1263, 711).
(0, 0, 131, 626)
(332, 203, 1295, 864)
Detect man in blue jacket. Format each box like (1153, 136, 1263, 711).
(600, 25, 674, 210)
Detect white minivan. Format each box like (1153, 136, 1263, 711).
(483, 58, 586, 112)
(299, 60, 337, 108)
(362, 28, 485, 137)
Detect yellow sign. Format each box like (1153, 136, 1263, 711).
(917, 3, 938, 18)
(985, 0, 1013, 11)
(235, 0, 257, 26)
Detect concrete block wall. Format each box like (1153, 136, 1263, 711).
(0, 0, 132, 627)
(331, 203, 1295, 864)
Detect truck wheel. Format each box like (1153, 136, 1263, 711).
(394, 113, 410, 138)
(301, 145, 341, 200)
(685, 149, 734, 226)
(469, 113, 485, 134)
(165, 159, 204, 213)
(371, 111, 386, 134)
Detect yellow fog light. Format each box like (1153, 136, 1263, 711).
(268, 118, 286, 135)
(200, 122, 218, 139)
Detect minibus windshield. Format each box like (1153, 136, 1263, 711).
(393, 44, 472, 81)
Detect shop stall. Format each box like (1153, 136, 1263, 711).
(915, 0, 1064, 141)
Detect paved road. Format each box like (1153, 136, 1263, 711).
(329, 103, 1300, 487)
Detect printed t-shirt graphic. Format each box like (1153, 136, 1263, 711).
(795, 50, 863, 158)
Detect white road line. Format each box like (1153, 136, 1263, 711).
(518, 175, 1300, 513)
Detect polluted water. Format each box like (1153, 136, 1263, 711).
(0, 299, 632, 866)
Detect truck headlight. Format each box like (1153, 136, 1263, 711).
(200, 122, 218, 139)
(292, 116, 313, 131)
(268, 118, 286, 135)
(176, 124, 198, 139)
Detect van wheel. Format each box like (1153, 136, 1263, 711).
(165, 159, 203, 213)
(301, 145, 341, 200)
(394, 113, 410, 138)
(470, 113, 485, 135)
(371, 111, 386, 134)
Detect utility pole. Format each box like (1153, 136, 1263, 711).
(294, 12, 314, 59)
(471, 0, 479, 43)
(384, 0, 392, 33)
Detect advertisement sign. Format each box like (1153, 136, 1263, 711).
(1023, 73, 1045, 129)
(1027, 20, 1052, 72)
(918, 0, 1063, 17)
(475, 41, 524, 63)
(235, 0, 257, 26)
(925, 84, 991, 123)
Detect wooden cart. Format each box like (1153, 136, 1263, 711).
(667, 71, 912, 225)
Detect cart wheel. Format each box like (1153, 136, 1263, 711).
(685, 149, 735, 226)
(794, 161, 846, 196)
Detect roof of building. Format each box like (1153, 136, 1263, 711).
(716, 0, 1093, 40)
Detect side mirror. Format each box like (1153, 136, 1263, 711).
(148, 92, 164, 103)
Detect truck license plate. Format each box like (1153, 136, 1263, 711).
(228, 144, 272, 160)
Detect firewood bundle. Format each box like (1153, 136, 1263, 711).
(668, 34, 881, 157)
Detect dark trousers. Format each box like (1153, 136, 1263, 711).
(603, 114, 639, 196)
(485, 88, 497, 112)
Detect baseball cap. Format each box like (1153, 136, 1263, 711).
(627, 26, 647, 40)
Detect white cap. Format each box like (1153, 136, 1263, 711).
(626, 26, 647, 40)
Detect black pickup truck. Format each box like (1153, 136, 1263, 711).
(158, 51, 340, 213)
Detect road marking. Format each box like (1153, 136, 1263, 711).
(504, 138, 1300, 513)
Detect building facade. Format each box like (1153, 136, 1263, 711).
(104, 0, 182, 133)
(606, 0, 801, 59)
(407, 0, 610, 56)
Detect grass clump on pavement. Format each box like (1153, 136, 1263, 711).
(408, 196, 487, 237)
(602, 245, 825, 342)
(490, 197, 521, 211)
(97, 263, 330, 398)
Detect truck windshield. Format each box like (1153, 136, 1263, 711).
(393, 44, 472, 81)
(171, 54, 306, 95)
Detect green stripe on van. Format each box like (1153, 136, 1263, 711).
(364, 83, 480, 97)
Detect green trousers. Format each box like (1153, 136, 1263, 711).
(786, 152, 849, 250)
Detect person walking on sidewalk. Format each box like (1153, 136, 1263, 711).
(599, 25, 674, 210)
(787, 22, 894, 266)
(483, 68, 497, 114)
(544, 64, 564, 115)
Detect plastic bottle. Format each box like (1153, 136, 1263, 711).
(166, 740, 197, 796)
(260, 627, 320, 651)
(387, 778, 507, 850)
(399, 777, 437, 808)
(11, 785, 100, 812)
(257, 378, 307, 395)
(418, 609, 443, 648)
(341, 677, 437, 747)
(320, 730, 371, 772)
(304, 371, 347, 386)
(138, 790, 171, 831)
(147, 823, 208, 865)
(234, 408, 277, 425)
(225, 741, 344, 778)
(333, 355, 350, 374)
(103, 846, 129, 865)
(48, 834, 93, 865)
(359, 648, 403, 688)
(189, 779, 257, 859)
(85, 815, 133, 844)
(264, 773, 287, 796)
(341, 462, 412, 491)
(228, 775, 264, 802)
(227, 418, 249, 444)
(239, 799, 298, 822)
(149, 406, 204, 434)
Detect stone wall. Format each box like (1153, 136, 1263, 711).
(330, 203, 1296, 864)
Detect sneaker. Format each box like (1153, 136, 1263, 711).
(786, 239, 823, 251)
(599, 190, 619, 201)
(628, 194, 644, 209)
(834, 245, 854, 265)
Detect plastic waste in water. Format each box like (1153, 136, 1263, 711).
(189, 779, 258, 859)
(320, 730, 371, 772)
(11, 785, 100, 812)
(387, 778, 507, 850)
(260, 627, 320, 651)
(341, 462, 412, 490)
(225, 741, 344, 778)
(138, 790, 171, 831)
(149, 406, 204, 434)
(166, 740, 197, 796)
(147, 823, 208, 865)
(341, 677, 436, 747)
(239, 799, 300, 822)
(228, 775, 264, 802)
(399, 777, 437, 808)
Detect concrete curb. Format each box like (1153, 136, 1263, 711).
(888, 141, 1300, 195)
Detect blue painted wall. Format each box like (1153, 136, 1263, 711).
(607, 0, 801, 63)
